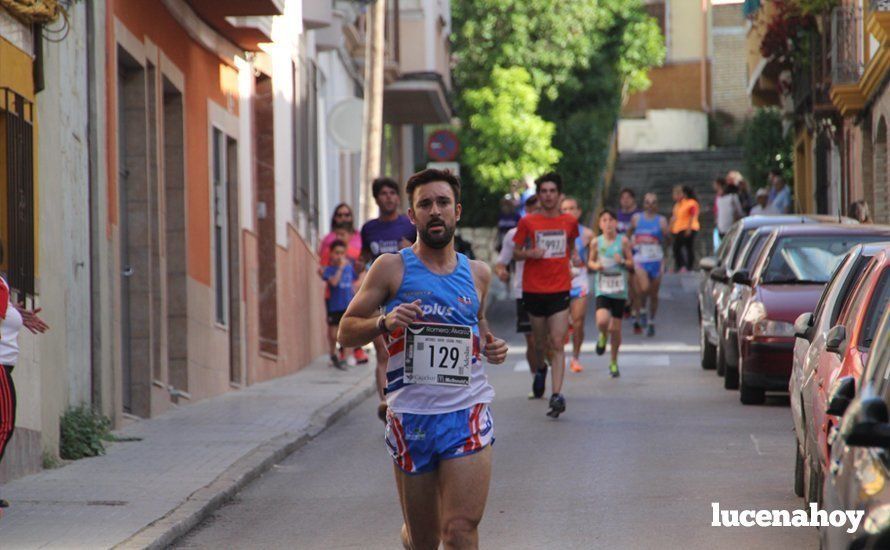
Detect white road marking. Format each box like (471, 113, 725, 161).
(750, 434, 764, 456)
(505, 343, 699, 354)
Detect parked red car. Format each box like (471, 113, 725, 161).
(803, 247, 890, 504)
(733, 224, 890, 405)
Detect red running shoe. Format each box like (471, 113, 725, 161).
(354, 348, 370, 364)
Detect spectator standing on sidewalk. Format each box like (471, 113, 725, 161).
(0, 246, 49, 515)
(323, 240, 357, 370)
(766, 170, 792, 214)
(715, 178, 744, 239)
(495, 196, 521, 252)
(726, 170, 751, 214)
(848, 200, 872, 223)
(669, 185, 700, 272)
(749, 188, 769, 215)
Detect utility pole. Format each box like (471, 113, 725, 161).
(360, 0, 386, 221)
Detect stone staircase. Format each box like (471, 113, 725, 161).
(606, 147, 746, 264)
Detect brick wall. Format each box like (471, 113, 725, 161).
(711, 4, 750, 143)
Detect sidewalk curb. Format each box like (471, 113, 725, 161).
(114, 366, 376, 549)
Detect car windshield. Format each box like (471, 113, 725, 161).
(861, 269, 890, 348)
(762, 236, 888, 284)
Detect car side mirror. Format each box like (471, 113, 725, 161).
(710, 266, 728, 283)
(845, 397, 890, 448)
(699, 256, 717, 272)
(826, 325, 847, 355)
(826, 376, 855, 417)
(730, 269, 750, 286)
(794, 312, 814, 341)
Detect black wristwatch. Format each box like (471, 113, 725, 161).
(377, 315, 390, 335)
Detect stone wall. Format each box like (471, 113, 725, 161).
(456, 227, 500, 265)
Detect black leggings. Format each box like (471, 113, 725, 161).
(672, 231, 697, 271)
(0, 365, 15, 463)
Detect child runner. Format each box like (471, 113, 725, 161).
(560, 196, 595, 374)
(323, 240, 356, 369)
(588, 209, 634, 377)
(629, 193, 669, 337)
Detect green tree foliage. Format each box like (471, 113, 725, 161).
(461, 66, 561, 192)
(452, 0, 664, 212)
(742, 107, 793, 189)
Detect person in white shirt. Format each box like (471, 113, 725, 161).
(494, 195, 545, 384)
(749, 188, 769, 215)
(0, 271, 49, 516)
(715, 179, 744, 237)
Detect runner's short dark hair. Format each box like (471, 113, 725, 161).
(599, 208, 617, 220)
(329, 239, 347, 251)
(535, 172, 562, 193)
(405, 168, 461, 205)
(619, 188, 635, 199)
(372, 177, 400, 199)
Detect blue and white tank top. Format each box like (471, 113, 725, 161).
(632, 213, 666, 264)
(384, 248, 495, 414)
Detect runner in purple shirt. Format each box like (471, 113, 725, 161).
(616, 188, 642, 235)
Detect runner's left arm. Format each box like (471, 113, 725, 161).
(471, 261, 508, 364)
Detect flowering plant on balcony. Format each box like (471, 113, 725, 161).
(760, 2, 817, 66)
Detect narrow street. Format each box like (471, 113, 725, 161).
(176, 274, 817, 549)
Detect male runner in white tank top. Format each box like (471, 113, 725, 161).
(339, 169, 508, 550)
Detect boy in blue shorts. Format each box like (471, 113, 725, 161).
(323, 240, 356, 369)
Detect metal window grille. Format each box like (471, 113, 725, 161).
(831, 6, 864, 85)
(1, 88, 35, 300)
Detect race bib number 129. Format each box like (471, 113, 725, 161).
(404, 323, 472, 387)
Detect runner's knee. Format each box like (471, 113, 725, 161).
(441, 516, 479, 547)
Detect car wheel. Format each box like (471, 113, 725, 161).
(700, 325, 716, 370)
(723, 360, 739, 390)
(716, 335, 726, 377)
(806, 461, 823, 507)
(794, 443, 805, 498)
(740, 379, 765, 405)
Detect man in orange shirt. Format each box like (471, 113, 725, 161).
(513, 173, 580, 418)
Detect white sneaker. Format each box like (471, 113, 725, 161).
(346, 356, 358, 367)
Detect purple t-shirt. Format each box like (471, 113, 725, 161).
(360, 215, 417, 261)
(617, 208, 642, 234)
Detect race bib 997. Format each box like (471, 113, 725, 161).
(535, 230, 567, 259)
(404, 323, 472, 387)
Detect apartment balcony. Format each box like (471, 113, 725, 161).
(185, 0, 284, 50)
(746, 0, 783, 107)
(384, 71, 451, 124)
(830, 5, 869, 116)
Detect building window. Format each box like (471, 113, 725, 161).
(293, 47, 319, 241)
(0, 88, 35, 302)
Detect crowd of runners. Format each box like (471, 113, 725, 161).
(330, 168, 678, 549)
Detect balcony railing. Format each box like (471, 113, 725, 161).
(871, 0, 890, 12)
(831, 5, 864, 85)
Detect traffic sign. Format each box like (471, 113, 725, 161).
(426, 129, 460, 162)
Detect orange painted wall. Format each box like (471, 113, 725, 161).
(108, 0, 236, 286)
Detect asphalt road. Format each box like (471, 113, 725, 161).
(175, 274, 817, 549)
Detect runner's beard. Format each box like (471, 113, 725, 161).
(419, 222, 454, 249)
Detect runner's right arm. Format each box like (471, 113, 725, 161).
(338, 254, 422, 348)
(511, 219, 544, 260)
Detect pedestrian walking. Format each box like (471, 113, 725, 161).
(338, 168, 508, 550)
(669, 185, 700, 272)
(360, 177, 418, 418)
(0, 251, 49, 515)
(726, 170, 751, 214)
(628, 193, 668, 337)
(512, 173, 579, 417)
(560, 196, 595, 373)
(495, 195, 545, 384)
(749, 188, 769, 215)
(588, 209, 634, 377)
(323, 240, 357, 370)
